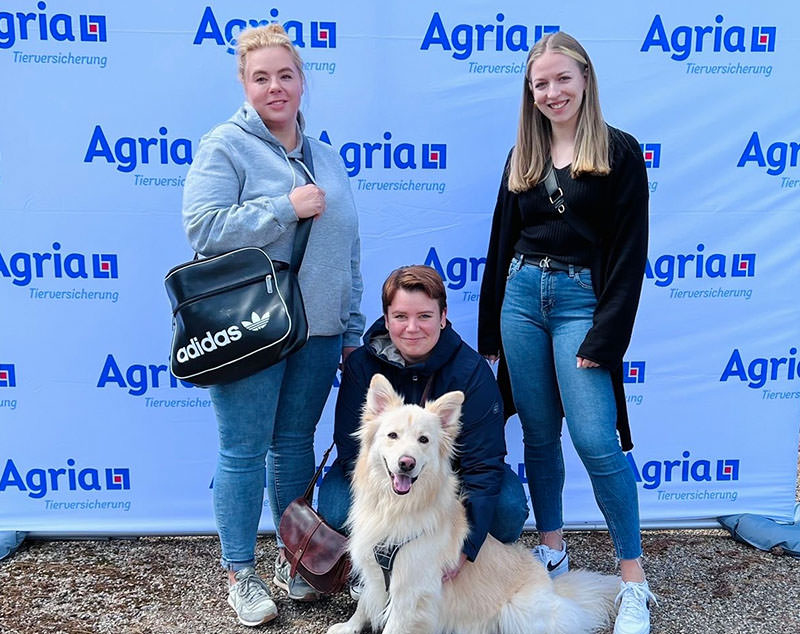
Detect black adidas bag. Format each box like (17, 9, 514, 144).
(164, 241, 309, 387)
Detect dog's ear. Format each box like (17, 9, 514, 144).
(427, 390, 464, 436)
(364, 373, 403, 419)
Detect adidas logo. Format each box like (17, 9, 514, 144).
(175, 326, 242, 363)
(242, 311, 270, 331)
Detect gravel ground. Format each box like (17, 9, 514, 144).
(2, 470, 798, 633)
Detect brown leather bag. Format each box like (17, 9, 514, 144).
(278, 444, 351, 594)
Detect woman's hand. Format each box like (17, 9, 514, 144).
(576, 356, 600, 368)
(289, 184, 326, 219)
(340, 346, 356, 371)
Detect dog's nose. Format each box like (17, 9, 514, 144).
(398, 455, 416, 473)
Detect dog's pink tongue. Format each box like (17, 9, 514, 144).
(392, 473, 412, 494)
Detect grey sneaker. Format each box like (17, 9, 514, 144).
(273, 556, 321, 602)
(613, 580, 657, 634)
(227, 567, 277, 627)
(532, 539, 569, 578)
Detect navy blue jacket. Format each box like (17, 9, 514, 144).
(331, 317, 507, 561)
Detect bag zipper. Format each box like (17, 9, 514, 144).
(172, 274, 274, 315)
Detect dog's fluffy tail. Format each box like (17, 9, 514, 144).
(496, 569, 618, 634)
(550, 570, 619, 632)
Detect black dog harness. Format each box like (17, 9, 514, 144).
(373, 534, 420, 592)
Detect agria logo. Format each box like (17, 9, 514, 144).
(627, 451, 739, 490)
(0, 458, 130, 499)
(623, 361, 645, 384)
(424, 247, 484, 291)
(0, 364, 16, 387)
(0, 243, 118, 287)
(737, 132, 799, 176)
(194, 6, 335, 55)
(720, 347, 799, 389)
(0, 1, 107, 49)
(84, 125, 193, 174)
(641, 14, 776, 61)
(640, 143, 661, 169)
(319, 130, 446, 178)
(421, 12, 558, 60)
(97, 354, 196, 397)
(646, 244, 755, 287)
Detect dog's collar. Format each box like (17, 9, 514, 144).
(373, 533, 421, 593)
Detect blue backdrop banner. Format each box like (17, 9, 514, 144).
(1, 0, 798, 534)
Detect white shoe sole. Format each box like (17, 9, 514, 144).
(227, 595, 277, 627)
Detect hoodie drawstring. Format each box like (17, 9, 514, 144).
(278, 145, 317, 192)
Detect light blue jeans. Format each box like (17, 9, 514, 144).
(317, 461, 529, 544)
(500, 257, 642, 560)
(209, 335, 342, 571)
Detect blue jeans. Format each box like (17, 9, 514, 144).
(209, 335, 342, 571)
(318, 460, 529, 544)
(500, 257, 642, 560)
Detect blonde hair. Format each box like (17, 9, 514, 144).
(236, 24, 305, 85)
(508, 32, 609, 193)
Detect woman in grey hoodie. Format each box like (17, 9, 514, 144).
(182, 24, 364, 627)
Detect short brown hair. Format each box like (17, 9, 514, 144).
(381, 265, 447, 315)
(236, 24, 305, 84)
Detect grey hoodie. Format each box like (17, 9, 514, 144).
(182, 102, 364, 347)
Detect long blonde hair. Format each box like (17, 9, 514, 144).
(236, 24, 305, 85)
(508, 32, 609, 193)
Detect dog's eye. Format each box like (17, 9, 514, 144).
(418, 435, 429, 444)
(387, 432, 398, 439)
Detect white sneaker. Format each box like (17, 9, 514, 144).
(613, 580, 656, 634)
(531, 539, 569, 578)
(227, 567, 278, 627)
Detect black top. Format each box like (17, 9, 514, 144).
(516, 165, 595, 266)
(478, 125, 649, 450)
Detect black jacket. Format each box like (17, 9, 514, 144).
(331, 318, 507, 561)
(478, 126, 649, 450)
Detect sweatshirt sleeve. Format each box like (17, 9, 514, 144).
(478, 150, 521, 357)
(342, 167, 365, 347)
(577, 130, 649, 367)
(344, 231, 365, 348)
(457, 363, 506, 562)
(182, 134, 299, 256)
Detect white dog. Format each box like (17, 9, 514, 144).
(326, 374, 619, 634)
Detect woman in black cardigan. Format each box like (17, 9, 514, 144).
(478, 32, 653, 634)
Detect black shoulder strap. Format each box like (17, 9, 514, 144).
(289, 136, 314, 274)
(419, 373, 435, 405)
(302, 440, 335, 503)
(543, 163, 567, 215)
(542, 162, 598, 245)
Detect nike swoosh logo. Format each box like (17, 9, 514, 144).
(546, 552, 568, 572)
